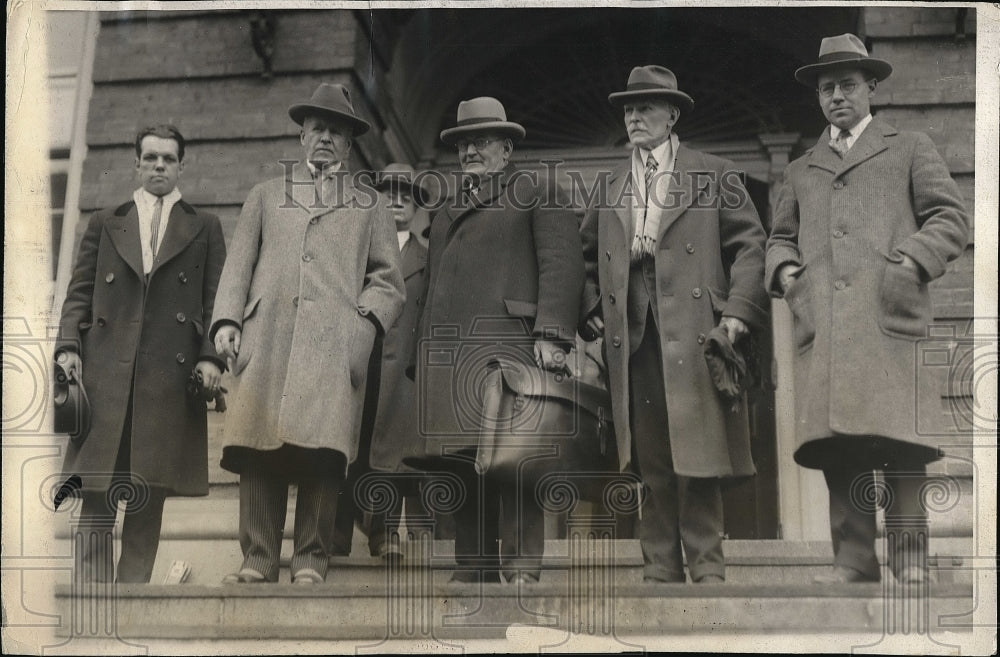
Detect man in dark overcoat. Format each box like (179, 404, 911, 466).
(580, 66, 768, 583)
(766, 34, 970, 585)
(211, 84, 404, 584)
(412, 97, 584, 584)
(56, 124, 227, 583)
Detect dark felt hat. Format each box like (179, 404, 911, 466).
(288, 83, 371, 136)
(794, 33, 893, 86)
(608, 65, 694, 112)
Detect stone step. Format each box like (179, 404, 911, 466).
(51, 579, 977, 643)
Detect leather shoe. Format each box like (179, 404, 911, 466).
(449, 570, 501, 584)
(695, 574, 725, 584)
(508, 572, 539, 585)
(813, 566, 879, 584)
(221, 568, 267, 584)
(643, 575, 685, 584)
(292, 568, 325, 585)
(895, 566, 930, 585)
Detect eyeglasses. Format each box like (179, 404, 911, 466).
(455, 137, 499, 152)
(817, 79, 869, 98)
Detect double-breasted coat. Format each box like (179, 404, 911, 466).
(765, 118, 970, 469)
(414, 166, 584, 448)
(210, 168, 405, 474)
(580, 144, 769, 477)
(368, 235, 427, 471)
(58, 198, 227, 496)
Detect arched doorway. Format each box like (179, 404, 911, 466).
(384, 6, 860, 539)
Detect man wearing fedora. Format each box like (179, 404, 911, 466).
(211, 83, 404, 584)
(56, 124, 226, 583)
(580, 66, 768, 583)
(332, 163, 431, 562)
(412, 97, 584, 584)
(766, 34, 969, 585)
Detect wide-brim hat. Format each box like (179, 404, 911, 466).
(608, 65, 694, 112)
(375, 163, 430, 206)
(440, 97, 525, 145)
(288, 83, 371, 136)
(794, 33, 893, 86)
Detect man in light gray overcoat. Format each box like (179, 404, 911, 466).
(211, 83, 405, 584)
(766, 35, 970, 585)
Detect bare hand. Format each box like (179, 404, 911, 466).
(214, 325, 241, 362)
(899, 254, 920, 273)
(585, 315, 605, 338)
(719, 316, 749, 344)
(56, 351, 83, 380)
(534, 339, 579, 378)
(778, 264, 800, 293)
(195, 360, 223, 394)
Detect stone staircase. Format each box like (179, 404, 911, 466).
(37, 487, 987, 653)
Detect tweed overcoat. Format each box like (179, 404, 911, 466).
(210, 168, 405, 471)
(765, 118, 970, 469)
(414, 166, 584, 448)
(368, 235, 427, 471)
(580, 144, 768, 477)
(58, 199, 226, 496)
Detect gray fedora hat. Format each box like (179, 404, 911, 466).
(288, 83, 371, 136)
(608, 65, 694, 112)
(439, 97, 526, 145)
(794, 33, 893, 86)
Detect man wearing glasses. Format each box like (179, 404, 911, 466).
(410, 97, 584, 584)
(766, 34, 969, 585)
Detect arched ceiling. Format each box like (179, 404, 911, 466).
(381, 7, 859, 160)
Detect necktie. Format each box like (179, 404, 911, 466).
(631, 154, 659, 263)
(150, 197, 163, 256)
(830, 128, 851, 158)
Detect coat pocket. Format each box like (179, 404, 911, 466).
(349, 311, 377, 389)
(232, 296, 262, 376)
(878, 254, 931, 340)
(503, 298, 538, 318)
(783, 270, 815, 352)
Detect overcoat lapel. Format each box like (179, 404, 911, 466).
(443, 169, 509, 235)
(283, 164, 357, 218)
(106, 204, 144, 278)
(607, 165, 632, 241)
(836, 119, 891, 177)
(151, 202, 201, 274)
(655, 144, 696, 242)
(399, 237, 426, 280)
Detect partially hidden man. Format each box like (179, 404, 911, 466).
(212, 83, 404, 584)
(766, 34, 970, 585)
(580, 67, 768, 583)
(57, 124, 227, 583)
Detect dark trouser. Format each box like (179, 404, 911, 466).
(238, 458, 344, 581)
(451, 460, 545, 582)
(77, 489, 167, 584)
(824, 465, 929, 580)
(629, 315, 725, 582)
(75, 398, 168, 584)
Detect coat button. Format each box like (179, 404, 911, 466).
(97, 317, 106, 327)
(176, 312, 186, 323)
(612, 336, 622, 348)
(178, 272, 188, 284)
(105, 272, 115, 283)
(605, 250, 612, 260)
(834, 279, 846, 290)
(175, 353, 186, 364)
(302, 254, 312, 262)
(608, 293, 616, 304)
(833, 229, 845, 238)
(292, 296, 299, 307)
(692, 287, 703, 298)
(685, 243, 695, 254)
(833, 180, 845, 190)
(697, 333, 706, 345)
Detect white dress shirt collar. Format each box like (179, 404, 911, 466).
(133, 187, 182, 274)
(829, 113, 873, 151)
(397, 230, 410, 251)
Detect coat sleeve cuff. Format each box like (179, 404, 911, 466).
(764, 249, 801, 298)
(722, 294, 770, 330)
(208, 319, 240, 344)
